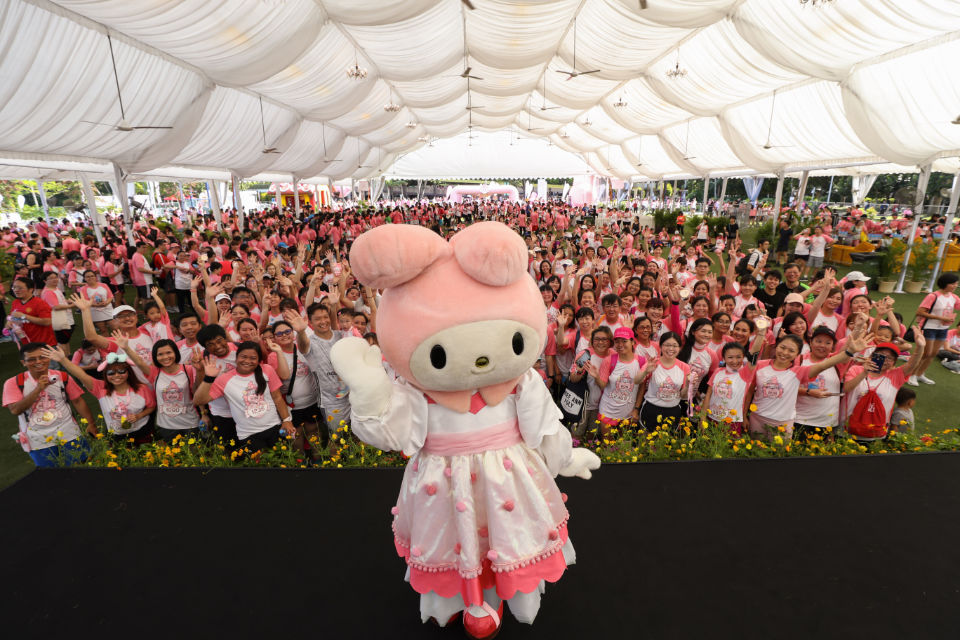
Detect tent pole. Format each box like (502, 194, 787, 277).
(927, 170, 960, 291)
(826, 175, 834, 204)
(233, 173, 244, 233)
(895, 164, 932, 293)
(772, 171, 785, 231)
(292, 176, 301, 219)
(719, 177, 728, 209)
(207, 180, 222, 231)
(112, 163, 135, 245)
(796, 170, 810, 212)
(36, 180, 51, 224)
(79, 175, 104, 245)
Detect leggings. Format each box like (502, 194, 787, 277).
(639, 401, 683, 432)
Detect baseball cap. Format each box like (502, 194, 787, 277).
(613, 327, 634, 341)
(846, 271, 870, 282)
(874, 342, 900, 357)
(215, 293, 232, 303)
(112, 305, 136, 317)
(784, 293, 805, 304)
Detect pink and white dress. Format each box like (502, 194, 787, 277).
(352, 369, 575, 622)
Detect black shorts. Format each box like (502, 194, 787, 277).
(239, 424, 282, 452)
(210, 414, 238, 444)
(290, 403, 322, 428)
(55, 326, 74, 344)
(136, 285, 151, 300)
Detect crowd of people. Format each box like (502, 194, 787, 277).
(2, 199, 958, 468)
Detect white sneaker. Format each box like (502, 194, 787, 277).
(906, 375, 919, 386)
(918, 375, 936, 385)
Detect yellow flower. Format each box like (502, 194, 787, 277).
(749, 404, 757, 412)
(80, 418, 88, 424)
(187, 438, 196, 445)
(745, 444, 752, 450)
(773, 435, 783, 446)
(729, 409, 737, 416)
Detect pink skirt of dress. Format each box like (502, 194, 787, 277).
(391, 420, 571, 606)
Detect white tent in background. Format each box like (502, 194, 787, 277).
(0, 0, 957, 184)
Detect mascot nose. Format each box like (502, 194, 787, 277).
(475, 356, 490, 368)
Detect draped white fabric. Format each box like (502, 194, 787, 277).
(1, 0, 959, 182)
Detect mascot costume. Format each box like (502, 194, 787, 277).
(330, 222, 600, 638)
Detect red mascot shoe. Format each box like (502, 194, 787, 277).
(462, 601, 503, 640)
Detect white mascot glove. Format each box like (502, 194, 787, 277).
(558, 448, 601, 480)
(329, 337, 392, 417)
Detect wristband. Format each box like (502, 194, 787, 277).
(844, 349, 855, 358)
(203, 375, 217, 383)
(281, 417, 293, 423)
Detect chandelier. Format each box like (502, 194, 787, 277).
(346, 50, 367, 80)
(559, 129, 570, 139)
(346, 63, 367, 80)
(581, 117, 592, 127)
(383, 101, 401, 112)
(799, 0, 836, 6)
(613, 96, 627, 108)
(417, 135, 432, 143)
(405, 121, 417, 128)
(665, 60, 687, 79)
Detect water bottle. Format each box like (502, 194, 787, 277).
(10, 316, 27, 341)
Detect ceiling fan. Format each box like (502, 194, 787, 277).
(465, 79, 485, 111)
(525, 110, 542, 132)
(556, 19, 601, 80)
(445, 15, 483, 81)
(761, 90, 794, 150)
(258, 96, 281, 154)
(81, 35, 173, 132)
(321, 123, 342, 162)
(355, 138, 372, 169)
(539, 75, 560, 111)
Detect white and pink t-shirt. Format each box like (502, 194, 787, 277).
(844, 366, 907, 429)
(810, 311, 842, 333)
(794, 354, 841, 428)
(634, 341, 659, 362)
(150, 365, 199, 431)
(80, 283, 114, 323)
(686, 344, 720, 401)
(920, 291, 960, 331)
(266, 348, 319, 409)
(91, 379, 156, 434)
(751, 360, 812, 424)
(207, 365, 283, 439)
(597, 356, 646, 420)
(129, 251, 152, 287)
(205, 345, 238, 418)
(707, 366, 754, 423)
(643, 360, 691, 408)
(2, 371, 84, 450)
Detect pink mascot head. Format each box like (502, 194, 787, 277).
(348, 222, 546, 413)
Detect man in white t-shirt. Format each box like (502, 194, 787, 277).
(3, 342, 95, 467)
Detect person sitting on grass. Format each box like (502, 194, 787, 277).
(2, 342, 96, 467)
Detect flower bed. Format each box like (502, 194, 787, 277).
(48, 416, 960, 470)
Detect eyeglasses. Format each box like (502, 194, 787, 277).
(23, 356, 50, 364)
(274, 329, 293, 337)
(593, 337, 610, 343)
(105, 369, 128, 376)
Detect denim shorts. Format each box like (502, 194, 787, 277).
(923, 327, 949, 341)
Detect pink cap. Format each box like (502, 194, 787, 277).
(613, 327, 634, 340)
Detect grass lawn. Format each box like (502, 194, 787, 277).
(1, 242, 957, 490)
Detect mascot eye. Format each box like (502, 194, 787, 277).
(512, 332, 524, 355)
(430, 345, 447, 369)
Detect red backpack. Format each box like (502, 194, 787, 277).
(847, 379, 887, 439)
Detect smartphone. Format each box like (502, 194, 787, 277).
(870, 352, 886, 371)
(575, 352, 591, 369)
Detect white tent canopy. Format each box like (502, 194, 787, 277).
(1, 0, 959, 183)
(386, 130, 594, 179)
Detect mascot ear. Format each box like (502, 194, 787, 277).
(349, 225, 452, 289)
(450, 221, 528, 287)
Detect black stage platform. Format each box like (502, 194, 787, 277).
(2, 455, 959, 639)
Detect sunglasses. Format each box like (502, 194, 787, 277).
(105, 369, 128, 376)
(274, 329, 293, 337)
